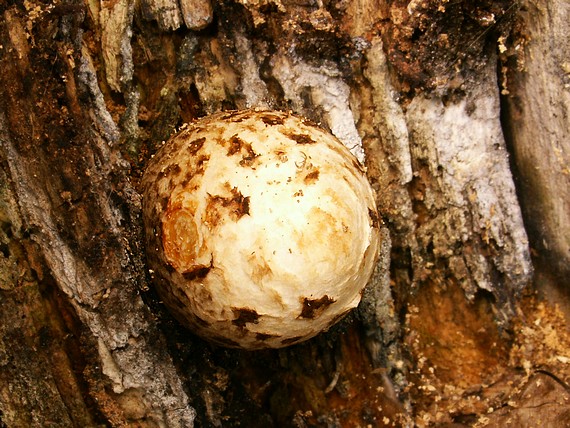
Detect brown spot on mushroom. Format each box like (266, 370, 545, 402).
(250, 256, 273, 282)
(164, 163, 182, 177)
(240, 154, 258, 168)
(260, 113, 285, 126)
(220, 111, 247, 122)
(352, 157, 365, 173)
(160, 196, 169, 211)
(227, 135, 246, 156)
(195, 155, 210, 175)
(205, 187, 250, 225)
(255, 332, 279, 341)
(300, 117, 320, 128)
(274, 150, 288, 163)
(286, 132, 317, 145)
(180, 174, 191, 187)
(188, 137, 206, 155)
(162, 205, 199, 272)
(193, 314, 211, 328)
(226, 135, 258, 167)
(281, 336, 303, 345)
(231, 307, 260, 328)
(298, 295, 336, 319)
(182, 264, 211, 280)
(164, 263, 176, 274)
(303, 169, 320, 185)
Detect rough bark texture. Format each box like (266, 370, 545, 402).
(404, 61, 531, 319)
(502, 0, 570, 285)
(0, 7, 195, 426)
(0, 0, 566, 426)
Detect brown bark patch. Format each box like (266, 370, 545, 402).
(383, 0, 516, 93)
(407, 280, 508, 388)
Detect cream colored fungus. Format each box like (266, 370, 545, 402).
(142, 109, 380, 349)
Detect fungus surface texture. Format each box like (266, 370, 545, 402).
(142, 109, 380, 349)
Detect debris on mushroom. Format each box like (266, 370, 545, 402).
(141, 109, 381, 349)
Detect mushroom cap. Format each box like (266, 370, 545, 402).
(142, 109, 380, 349)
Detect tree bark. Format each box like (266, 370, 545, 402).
(0, 0, 566, 426)
(501, 0, 570, 294)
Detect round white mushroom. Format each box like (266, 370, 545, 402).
(142, 109, 380, 349)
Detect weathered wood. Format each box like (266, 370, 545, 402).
(0, 166, 98, 427)
(502, 0, 570, 284)
(0, 8, 194, 427)
(179, 0, 213, 30)
(404, 60, 531, 319)
(99, 0, 135, 92)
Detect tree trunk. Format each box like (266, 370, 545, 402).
(0, 0, 567, 427)
(501, 0, 570, 306)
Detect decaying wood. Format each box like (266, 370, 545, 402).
(100, 0, 135, 92)
(0, 0, 565, 426)
(502, 0, 570, 284)
(0, 8, 194, 427)
(405, 60, 531, 318)
(137, 0, 213, 31)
